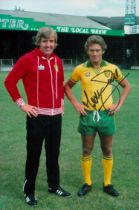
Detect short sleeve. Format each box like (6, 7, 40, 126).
(70, 67, 80, 83)
(113, 66, 124, 82)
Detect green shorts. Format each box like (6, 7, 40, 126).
(78, 110, 116, 136)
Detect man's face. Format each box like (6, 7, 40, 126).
(39, 36, 56, 56)
(87, 44, 103, 64)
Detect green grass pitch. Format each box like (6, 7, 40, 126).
(0, 70, 139, 210)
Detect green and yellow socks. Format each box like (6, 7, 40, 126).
(81, 155, 113, 187)
(81, 156, 92, 186)
(102, 156, 113, 186)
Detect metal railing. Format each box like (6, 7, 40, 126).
(0, 59, 16, 71)
(0, 58, 76, 71)
(0, 59, 139, 71)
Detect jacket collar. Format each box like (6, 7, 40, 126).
(34, 48, 55, 60)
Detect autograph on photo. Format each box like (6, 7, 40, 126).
(82, 69, 130, 111)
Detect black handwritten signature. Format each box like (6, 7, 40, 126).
(82, 69, 129, 111)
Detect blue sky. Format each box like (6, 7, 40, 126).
(0, 0, 139, 16)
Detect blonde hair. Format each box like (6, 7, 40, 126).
(35, 27, 58, 47)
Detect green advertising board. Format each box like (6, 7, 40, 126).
(0, 14, 124, 36)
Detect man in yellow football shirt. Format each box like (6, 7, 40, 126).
(64, 35, 131, 197)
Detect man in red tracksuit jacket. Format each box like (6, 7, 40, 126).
(4, 27, 70, 206)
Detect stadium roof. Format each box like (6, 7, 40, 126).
(88, 16, 139, 30)
(0, 9, 124, 36)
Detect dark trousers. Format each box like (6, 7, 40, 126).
(24, 114, 62, 195)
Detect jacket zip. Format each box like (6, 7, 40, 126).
(55, 57, 58, 99)
(48, 58, 55, 112)
(37, 56, 58, 111)
(37, 56, 40, 107)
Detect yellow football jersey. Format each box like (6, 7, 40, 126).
(71, 60, 124, 111)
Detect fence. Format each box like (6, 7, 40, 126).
(1, 59, 138, 71)
(0, 58, 76, 71)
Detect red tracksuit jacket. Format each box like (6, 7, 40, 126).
(4, 48, 64, 109)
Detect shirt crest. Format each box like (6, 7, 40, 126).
(54, 64, 59, 72)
